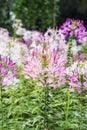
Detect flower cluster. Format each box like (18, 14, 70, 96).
(65, 61, 87, 92)
(59, 18, 86, 43)
(44, 28, 67, 52)
(12, 19, 26, 36)
(0, 28, 29, 66)
(23, 30, 44, 52)
(0, 18, 87, 92)
(24, 48, 66, 88)
(0, 55, 17, 87)
(8, 39, 29, 66)
(22, 28, 67, 56)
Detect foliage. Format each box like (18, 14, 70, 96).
(0, 0, 60, 32)
(12, 0, 60, 32)
(1, 79, 87, 129)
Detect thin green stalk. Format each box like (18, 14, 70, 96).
(66, 90, 70, 120)
(79, 96, 83, 130)
(44, 83, 49, 130)
(66, 38, 73, 67)
(65, 89, 70, 129)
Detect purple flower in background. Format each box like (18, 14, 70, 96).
(65, 60, 87, 92)
(0, 55, 17, 86)
(59, 18, 86, 43)
(69, 75, 81, 88)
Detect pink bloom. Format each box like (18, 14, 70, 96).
(83, 80, 87, 87)
(44, 28, 67, 53)
(24, 54, 42, 80)
(24, 48, 66, 88)
(23, 30, 44, 50)
(23, 31, 31, 45)
(77, 88, 83, 93)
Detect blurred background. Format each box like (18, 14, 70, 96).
(0, 0, 87, 33)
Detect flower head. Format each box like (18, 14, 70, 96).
(24, 48, 66, 88)
(0, 55, 17, 87)
(59, 18, 86, 43)
(44, 28, 67, 52)
(65, 61, 87, 92)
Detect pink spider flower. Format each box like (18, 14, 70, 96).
(23, 48, 66, 88)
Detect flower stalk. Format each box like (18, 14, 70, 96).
(66, 38, 73, 66)
(65, 88, 70, 129)
(44, 84, 49, 130)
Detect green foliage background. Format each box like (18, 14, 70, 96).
(0, 0, 60, 32)
(12, 0, 59, 31)
(0, 0, 87, 32)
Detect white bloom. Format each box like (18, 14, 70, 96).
(16, 27, 26, 36)
(10, 43, 29, 66)
(65, 62, 78, 75)
(0, 42, 9, 56)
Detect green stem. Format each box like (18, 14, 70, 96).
(44, 84, 49, 130)
(66, 38, 73, 67)
(79, 96, 83, 130)
(65, 89, 70, 129)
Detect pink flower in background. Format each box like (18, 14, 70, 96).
(23, 31, 32, 45)
(23, 30, 44, 50)
(44, 28, 67, 52)
(23, 28, 67, 55)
